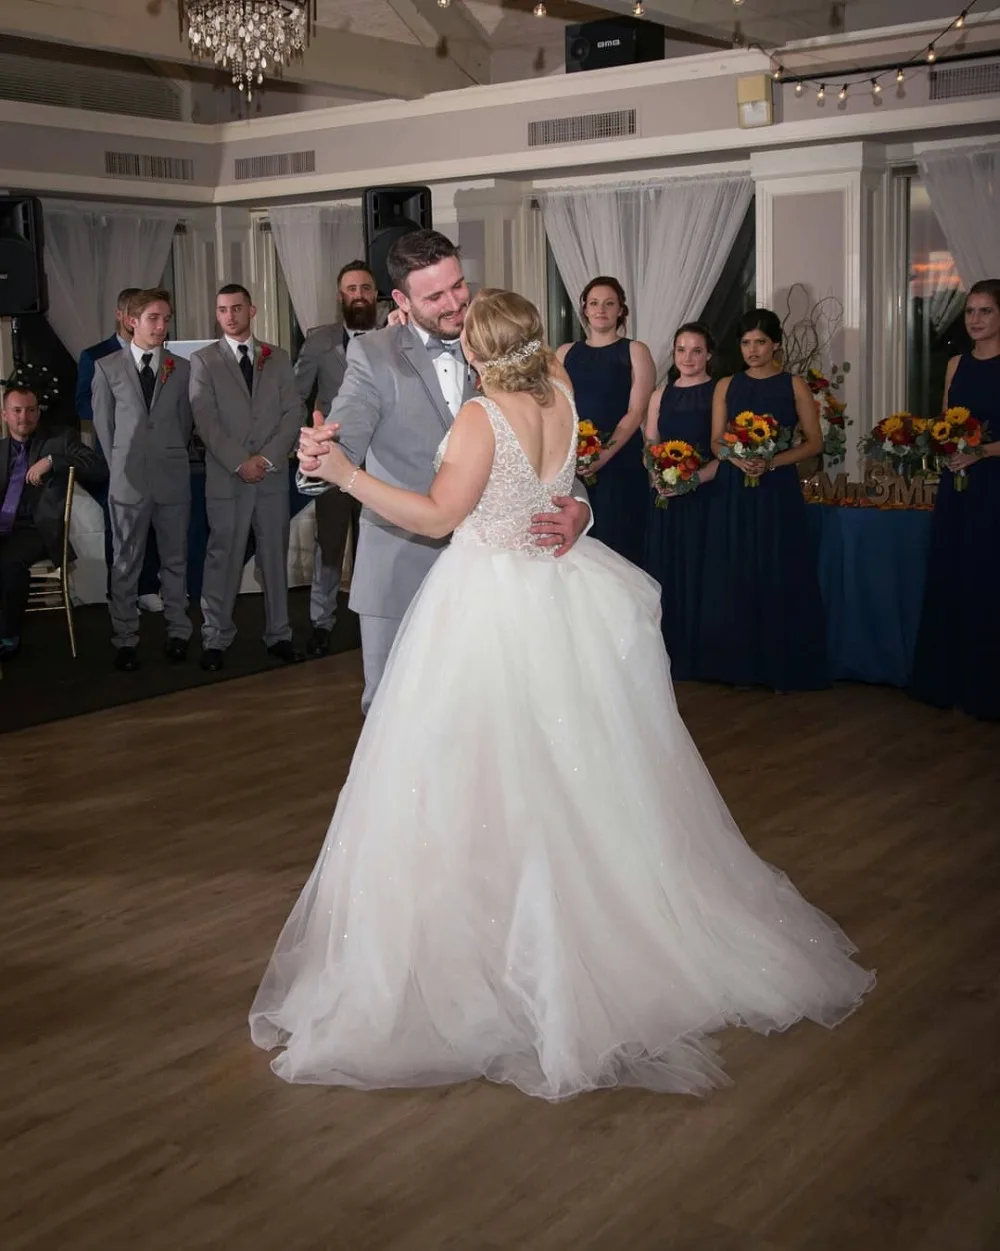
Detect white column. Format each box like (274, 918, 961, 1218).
(753, 142, 888, 481)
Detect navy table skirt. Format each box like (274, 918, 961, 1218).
(806, 504, 931, 687)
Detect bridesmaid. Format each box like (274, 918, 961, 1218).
(699, 308, 831, 691)
(556, 277, 655, 565)
(644, 322, 718, 680)
(911, 278, 1000, 721)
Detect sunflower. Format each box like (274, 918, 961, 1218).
(944, 406, 971, 425)
(931, 420, 953, 442)
(910, 417, 929, 433)
(659, 439, 694, 462)
(749, 418, 773, 442)
(578, 420, 599, 437)
(881, 415, 904, 435)
(733, 411, 756, 428)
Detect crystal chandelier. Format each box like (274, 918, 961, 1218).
(180, 1, 316, 99)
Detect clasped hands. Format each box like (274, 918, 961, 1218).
(238, 454, 271, 484)
(297, 413, 589, 555)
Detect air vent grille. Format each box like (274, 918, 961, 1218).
(0, 52, 182, 120)
(528, 108, 636, 148)
(929, 62, 1000, 100)
(104, 151, 195, 182)
(234, 151, 316, 181)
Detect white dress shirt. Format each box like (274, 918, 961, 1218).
(130, 342, 162, 373)
(413, 324, 466, 418)
(224, 333, 256, 361)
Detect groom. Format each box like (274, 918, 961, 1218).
(298, 229, 591, 712)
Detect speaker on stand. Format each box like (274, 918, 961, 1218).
(0, 196, 47, 395)
(363, 186, 433, 299)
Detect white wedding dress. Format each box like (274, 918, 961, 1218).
(250, 384, 874, 1100)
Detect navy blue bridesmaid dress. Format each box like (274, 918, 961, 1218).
(911, 352, 1000, 720)
(644, 380, 716, 681)
(564, 338, 647, 566)
(699, 371, 831, 691)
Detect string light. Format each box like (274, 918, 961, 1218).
(533, 1, 546, 13)
(772, 0, 981, 108)
(632, 0, 645, 13)
(437, 0, 450, 7)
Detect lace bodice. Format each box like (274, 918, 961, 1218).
(434, 382, 578, 555)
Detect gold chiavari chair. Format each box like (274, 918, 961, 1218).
(25, 465, 77, 658)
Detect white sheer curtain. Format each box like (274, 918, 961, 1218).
(916, 144, 1000, 289)
(41, 202, 179, 359)
(268, 203, 365, 331)
(540, 174, 753, 379)
(924, 252, 966, 333)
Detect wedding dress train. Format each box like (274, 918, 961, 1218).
(250, 384, 874, 1100)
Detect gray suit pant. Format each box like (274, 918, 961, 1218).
(359, 614, 402, 715)
(108, 497, 191, 650)
(201, 486, 291, 651)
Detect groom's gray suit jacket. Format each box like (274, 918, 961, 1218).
(297, 323, 477, 619)
(298, 323, 590, 621)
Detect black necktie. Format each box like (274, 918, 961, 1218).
(426, 335, 464, 363)
(139, 352, 156, 410)
(343, 329, 366, 350)
(238, 343, 254, 394)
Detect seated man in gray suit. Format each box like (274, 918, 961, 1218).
(190, 284, 304, 672)
(92, 288, 193, 671)
(297, 229, 592, 714)
(293, 260, 376, 657)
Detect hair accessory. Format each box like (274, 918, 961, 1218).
(481, 338, 542, 370)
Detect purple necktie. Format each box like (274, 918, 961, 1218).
(0, 440, 28, 536)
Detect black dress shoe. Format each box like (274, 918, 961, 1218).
(267, 640, 305, 664)
(164, 637, 189, 662)
(114, 646, 140, 672)
(305, 627, 332, 659)
(200, 648, 225, 672)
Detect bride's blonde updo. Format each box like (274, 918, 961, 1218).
(464, 288, 555, 405)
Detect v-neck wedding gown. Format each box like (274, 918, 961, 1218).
(249, 383, 874, 1100)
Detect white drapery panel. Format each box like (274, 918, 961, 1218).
(916, 145, 1000, 290)
(540, 174, 753, 380)
(41, 202, 179, 359)
(268, 203, 365, 332)
(923, 251, 966, 333)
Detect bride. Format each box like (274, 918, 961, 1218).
(249, 289, 874, 1101)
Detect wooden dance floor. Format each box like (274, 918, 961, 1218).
(3, 658, 999, 1251)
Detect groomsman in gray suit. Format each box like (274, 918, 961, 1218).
(297, 230, 592, 713)
(293, 260, 376, 657)
(190, 284, 304, 672)
(92, 288, 193, 671)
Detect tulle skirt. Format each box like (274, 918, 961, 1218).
(249, 536, 874, 1100)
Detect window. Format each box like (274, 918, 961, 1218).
(542, 201, 756, 375)
(906, 175, 969, 416)
(159, 233, 181, 338)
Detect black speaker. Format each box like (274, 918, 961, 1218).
(363, 186, 432, 297)
(0, 196, 47, 316)
(565, 17, 665, 73)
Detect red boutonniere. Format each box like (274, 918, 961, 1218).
(257, 344, 272, 372)
(160, 357, 175, 385)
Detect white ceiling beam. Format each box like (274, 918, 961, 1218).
(383, 0, 493, 84)
(0, 0, 474, 98)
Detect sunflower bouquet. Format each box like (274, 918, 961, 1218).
(924, 406, 988, 492)
(577, 420, 605, 485)
(717, 411, 791, 488)
(858, 412, 933, 479)
(644, 439, 705, 508)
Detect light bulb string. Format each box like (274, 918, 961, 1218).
(766, 1, 979, 96)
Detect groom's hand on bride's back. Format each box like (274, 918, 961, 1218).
(298, 412, 341, 475)
(530, 496, 590, 558)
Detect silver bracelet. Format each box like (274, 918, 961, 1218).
(344, 468, 360, 495)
